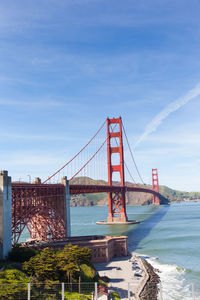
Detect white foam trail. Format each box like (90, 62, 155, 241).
(147, 258, 200, 300)
(135, 83, 200, 148)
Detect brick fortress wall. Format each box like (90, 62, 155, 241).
(22, 235, 128, 263)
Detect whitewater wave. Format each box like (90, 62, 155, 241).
(147, 258, 199, 300)
(133, 252, 199, 300)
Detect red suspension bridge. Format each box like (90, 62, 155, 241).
(1, 117, 161, 249)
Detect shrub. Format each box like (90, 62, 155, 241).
(81, 264, 96, 282)
(7, 245, 36, 262)
(0, 269, 29, 299)
(23, 248, 59, 281)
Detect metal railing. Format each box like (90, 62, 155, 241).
(0, 282, 198, 299)
(0, 282, 97, 300)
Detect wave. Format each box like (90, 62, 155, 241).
(154, 234, 200, 244)
(133, 252, 200, 300)
(185, 268, 200, 277)
(149, 259, 200, 300)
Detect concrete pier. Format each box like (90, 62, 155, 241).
(0, 170, 12, 259)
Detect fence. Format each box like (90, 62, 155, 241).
(0, 282, 198, 299)
(0, 282, 98, 300)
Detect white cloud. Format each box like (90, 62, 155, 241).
(134, 82, 200, 148)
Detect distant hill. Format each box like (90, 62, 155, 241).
(70, 177, 200, 206)
(159, 185, 200, 202)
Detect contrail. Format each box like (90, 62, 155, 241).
(134, 82, 200, 148)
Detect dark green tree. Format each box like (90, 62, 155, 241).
(8, 245, 36, 262)
(23, 247, 59, 281)
(57, 244, 92, 292)
(0, 269, 29, 299)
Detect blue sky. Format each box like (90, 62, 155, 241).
(0, 0, 200, 191)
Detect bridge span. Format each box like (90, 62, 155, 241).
(70, 184, 160, 197)
(0, 116, 162, 258)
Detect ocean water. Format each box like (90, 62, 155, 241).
(70, 203, 200, 299)
(21, 202, 200, 299)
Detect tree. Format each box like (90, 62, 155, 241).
(23, 248, 59, 281)
(7, 245, 36, 262)
(57, 245, 92, 292)
(0, 269, 29, 299)
(23, 244, 93, 293)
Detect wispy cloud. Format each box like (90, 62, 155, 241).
(0, 0, 198, 35)
(0, 75, 44, 86)
(147, 131, 200, 147)
(0, 132, 67, 141)
(134, 82, 200, 148)
(0, 98, 66, 108)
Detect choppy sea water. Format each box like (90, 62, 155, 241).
(126, 203, 200, 299)
(21, 202, 200, 299)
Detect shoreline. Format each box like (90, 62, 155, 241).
(139, 258, 160, 300)
(95, 253, 160, 299)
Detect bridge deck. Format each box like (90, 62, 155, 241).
(11, 182, 161, 198)
(69, 184, 161, 197)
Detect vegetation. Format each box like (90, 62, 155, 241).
(23, 247, 59, 281)
(0, 244, 101, 299)
(158, 185, 200, 202)
(0, 268, 29, 299)
(64, 291, 92, 299)
(110, 291, 120, 299)
(23, 245, 95, 285)
(0, 268, 29, 282)
(81, 264, 96, 282)
(7, 244, 37, 262)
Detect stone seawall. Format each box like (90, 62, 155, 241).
(139, 258, 160, 300)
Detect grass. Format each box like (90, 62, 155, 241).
(110, 291, 120, 299)
(64, 291, 92, 299)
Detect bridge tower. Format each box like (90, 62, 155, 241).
(107, 117, 128, 222)
(0, 171, 12, 259)
(152, 168, 160, 205)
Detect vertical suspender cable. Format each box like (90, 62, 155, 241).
(43, 120, 106, 183)
(122, 122, 145, 185)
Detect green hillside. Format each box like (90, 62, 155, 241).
(159, 185, 200, 202)
(70, 177, 200, 206)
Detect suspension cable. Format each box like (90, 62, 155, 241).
(124, 162, 137, 184)
(109, 123, 137, 184)
(43, 119, 107, 183)
(122, 122, 145, 185)
(70, 123, 118, 181)
(70, 139, 107, 181)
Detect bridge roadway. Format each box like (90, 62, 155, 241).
(69, 184, 161, 198)
(11, 182, 161, 198)
(12, 182, 161, 199)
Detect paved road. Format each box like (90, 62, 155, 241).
(95, 255, 146, 300)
